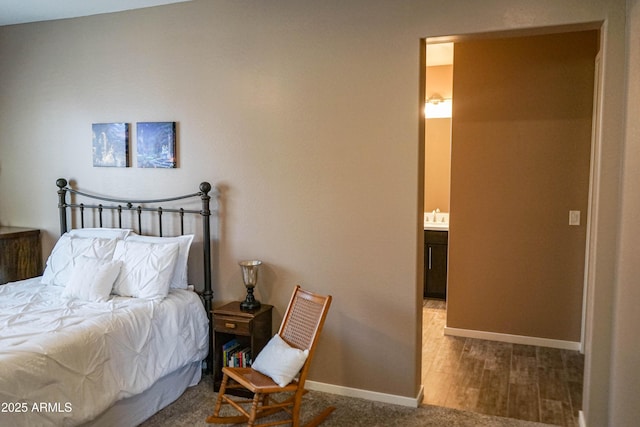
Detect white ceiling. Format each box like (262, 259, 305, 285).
(0, 0, 191, 26)
(426, 42, 453, 67)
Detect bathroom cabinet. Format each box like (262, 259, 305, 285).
(424, 230, 448, 299)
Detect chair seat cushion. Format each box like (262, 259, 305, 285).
(251, 334, 309, 387)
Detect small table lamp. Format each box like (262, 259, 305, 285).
(239, 260, 262, 311)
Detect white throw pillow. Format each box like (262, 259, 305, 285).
(125, 233, 194, 289)
(62, 256, 122, 302)
(42, 235, 118, 286)
(251, 334, 309, 387)
(68, 228, 132, 240)
(111, 240, 180, 300)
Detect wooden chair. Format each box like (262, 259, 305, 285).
(206, 285, 334, 427)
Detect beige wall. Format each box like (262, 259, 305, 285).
(424, 118, 451, 212)
(0, 0, 424, 398)
(0, 1, 631, 423)
(426, 64, 453, 101)
(424, 64, 452, 212)
(447, 31, 598, 342)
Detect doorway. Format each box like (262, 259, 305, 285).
(420, 27, 600, 425)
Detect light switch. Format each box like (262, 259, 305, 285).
(569, 210, 581, 226)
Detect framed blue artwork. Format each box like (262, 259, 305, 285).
(136, 122, 177, 168)
(92, 123, 129, 167)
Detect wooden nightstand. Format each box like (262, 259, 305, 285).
(0, 227, 42, 285)
(212, 302, 273, 391)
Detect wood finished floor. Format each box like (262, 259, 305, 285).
(421, 299, 583, 427)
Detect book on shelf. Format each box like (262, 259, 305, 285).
(222, 339, 241, 367)
(222, 339, 252, 368)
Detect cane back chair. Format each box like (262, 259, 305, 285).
(206, 285, 333, 427)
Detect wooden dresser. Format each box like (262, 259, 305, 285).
(0, 227, 42, 285)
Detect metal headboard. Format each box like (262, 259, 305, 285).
(55, 177, 215, 372)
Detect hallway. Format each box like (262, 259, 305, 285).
(422, 299, 583, 426)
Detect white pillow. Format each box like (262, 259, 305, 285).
(62, 256, 122, 302)
(125, 233, 194, 289)
(42, 235, 118, 286)
(68, 228, 132, 240)
(111, 240, 180, 300)
(251, 334, 309, 387)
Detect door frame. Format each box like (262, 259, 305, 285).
(420, 22, 603, 356)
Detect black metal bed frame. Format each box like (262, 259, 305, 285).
(55, 177, 214, 372)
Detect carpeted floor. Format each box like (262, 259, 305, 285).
(140, 375, 554, 427)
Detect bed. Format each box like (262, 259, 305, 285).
(0, 178, 215, 426)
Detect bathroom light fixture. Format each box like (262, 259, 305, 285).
(424, 94, 452, 119)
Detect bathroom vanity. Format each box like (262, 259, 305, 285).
(424, 228, 448, 300)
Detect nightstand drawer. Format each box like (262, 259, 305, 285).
(214, 315, 252, 335)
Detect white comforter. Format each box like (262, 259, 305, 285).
(0, 278, 208, 426)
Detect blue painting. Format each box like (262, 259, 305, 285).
(92, 123, 129, 167)
(136, 122, 177, 168)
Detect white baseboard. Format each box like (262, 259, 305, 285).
(305, 380, 424, 408)
(579, 410, 586, 427)
(444, 326, 581, 351)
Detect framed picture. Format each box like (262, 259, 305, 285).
(92, 123, 129, 167)
(136, 122, 177, 168)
